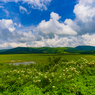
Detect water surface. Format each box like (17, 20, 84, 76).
(7, 61, 36, 65)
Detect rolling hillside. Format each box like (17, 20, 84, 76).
(0, 45, 95, 54)
(75, 45, 95, 51)
(0, 47, 80, 54)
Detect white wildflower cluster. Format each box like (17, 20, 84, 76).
(27, 71, 32, 74)
(25, 75, 29, 77)
(21, 74, 24, 76)
(33, 79, 41, 83)
(62, 66, 80, 78)
(18, 77, 21, 79)
(48, 63, 61, 72)
(69, 67, 76, 70)
(78, 57, 88, 64)
(87, 60, 95, 66)
(44, 75, 47, 78)
(59, 76, 62, 78)
(36, 72, 43, 76)
(35, 76, 38, 78)
(67, 75, 72, 78)
(52, 86, 55, 88)
(49, 78, 52, 82)
(13, 69, 17, 72)
(51, 73, 55, 77)
(67, 60, 75, 64)
(17, 71, 20, 73)
(33, 75, 41, 83)
(21, 70, 25, 73)
(7, 75, 9, 77)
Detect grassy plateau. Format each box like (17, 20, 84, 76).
(0, 54, 95, 95)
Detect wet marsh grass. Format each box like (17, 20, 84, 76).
(0, 54, 95, 63)
(0, 54, 95, 94)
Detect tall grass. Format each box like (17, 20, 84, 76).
(0, 56, 95, 94)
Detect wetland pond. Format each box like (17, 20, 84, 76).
(7, 61, 36, 65)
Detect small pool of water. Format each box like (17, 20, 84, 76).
(7, 61, 36, 65)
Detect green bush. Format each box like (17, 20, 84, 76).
(0, 57, 95, 94)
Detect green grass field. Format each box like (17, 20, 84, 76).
(0, 54, 95, 63)
(0, 54, 95, 95)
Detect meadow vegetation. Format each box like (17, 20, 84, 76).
(0, 54, 95, 94)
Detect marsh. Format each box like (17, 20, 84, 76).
(7, 61, 36, 65)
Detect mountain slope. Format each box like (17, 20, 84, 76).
(0, 47, 80, 54)
(0, 45, 95, 54)
(75, 45, 95, 51)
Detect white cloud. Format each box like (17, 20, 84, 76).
(0, 19, 41, 44)
(2, 9, 9, 17)
(1, 0, 95, 49)
(50, 12, 61, 20)
(65, 0, 95, 35)
(0, 6, 4, 8)
(14, 23, 22, 27)
(26, 33, 95, 48)
(19, 6, 28, 14)
(74, 0, 95, 22)
(8, 42, 27, 48)
(1, 0, 52, 10)
(0, 19, 95, 49)
(0, 19, 15, 32)
(1, 0, 19, 3)
(0, 43, 8, 48)
(37, 12, 77, 38)
(64, 19, 81, 33)
(81, 33, 95, 46)
(18, 23, 22, 27)
(0, 42, 27, 49)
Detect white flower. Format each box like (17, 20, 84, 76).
(37, 80, 41, 82)
(44, 76, 47, 78)
(52, 86, 55, 88)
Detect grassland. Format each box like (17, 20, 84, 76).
(0, 54, 95, 95)
(0, 54, 95, 63)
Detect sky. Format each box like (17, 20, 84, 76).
(0, 0, 95, 49)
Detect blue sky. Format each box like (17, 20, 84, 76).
(0, 0, 95, 49)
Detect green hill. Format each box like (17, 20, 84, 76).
(0, 47, 80, 54)
(0, 45, 95, 54)
(75, 45, 95, 51)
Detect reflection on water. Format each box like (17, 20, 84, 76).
(7, 61, 36, 65)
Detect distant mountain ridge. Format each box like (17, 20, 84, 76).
(75, 45, 95, 51)
(0, 45, 95, 54)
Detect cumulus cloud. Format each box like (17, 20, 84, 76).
(81, 33, 95, 46)
(50, 12, 61, 20)
(0, 19, 15, 32)
(0, 0, 95, 49)
(0, 42, 27, 49)
(65, 0, 95, 35)
(37, 12, 77, 38)
(1, 33, 95, 49)
(0, 18, 76, 49)
(0, 19, 41, 45)
(22, 33, 95, 48)
(1, 0, 51, 10)
(74, 0, 95, 23)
